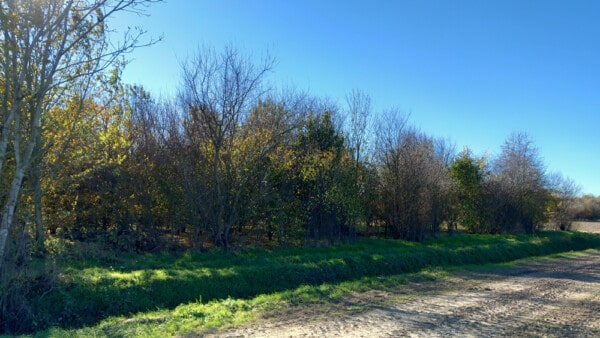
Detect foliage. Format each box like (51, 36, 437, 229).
(0, 0, 158, 333)
(449, 148, 485, 232)
(572, 194, 600, 221)
(294, 111, 358, 244)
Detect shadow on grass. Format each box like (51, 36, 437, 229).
(33, 231, 600, 331)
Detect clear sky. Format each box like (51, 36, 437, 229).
(111, 0, 600, 196)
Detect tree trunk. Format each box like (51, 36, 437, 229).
(213, 145, 224, 247)
(31, 154, 45, 253)
(0, 167, 27, 270)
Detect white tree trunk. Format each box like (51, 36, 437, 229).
(0, 167, 27, 270)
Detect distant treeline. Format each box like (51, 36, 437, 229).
(572, 195, 600, 221)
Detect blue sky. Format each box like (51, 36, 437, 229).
(112, 0, 599, 196)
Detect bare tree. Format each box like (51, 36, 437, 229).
(490, 132, 548, 233)
(375, 111, 449, 240)
(547, 172, 580, 230)
(179, 46, 276, 248)
(0, 0, 159, 283)
(345, 88, 371, 165)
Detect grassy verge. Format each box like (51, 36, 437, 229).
(24, 231, 600, 336)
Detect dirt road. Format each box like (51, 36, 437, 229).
(212, 250, 600, 337)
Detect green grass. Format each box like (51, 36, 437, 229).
(22, 231, 600, 336)
(36, 267, 451, 337)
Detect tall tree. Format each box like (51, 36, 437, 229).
(0, 1, 158, 330)
(345, 88, 371, 166)
(449, 148, 485, 232)
(295, 110, 354, 244)
(179, 46, 275, 248)
(375, 112, 449, 241)
(490, 132, 549, 233)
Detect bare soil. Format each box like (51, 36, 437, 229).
(208, 249, 600, 337)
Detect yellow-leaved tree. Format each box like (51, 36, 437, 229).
(0, 0, 159, 332)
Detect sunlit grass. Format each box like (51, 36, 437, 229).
(41, 266, 455, 337)
(25, 231, 600, 336)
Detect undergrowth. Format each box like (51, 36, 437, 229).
(18, 231, 600, 336)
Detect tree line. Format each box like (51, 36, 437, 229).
(571, 195, 600, 221)
(0, 0, 586, 332)
(33, 48, 580, 251)
(1, 0, 582, 255)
